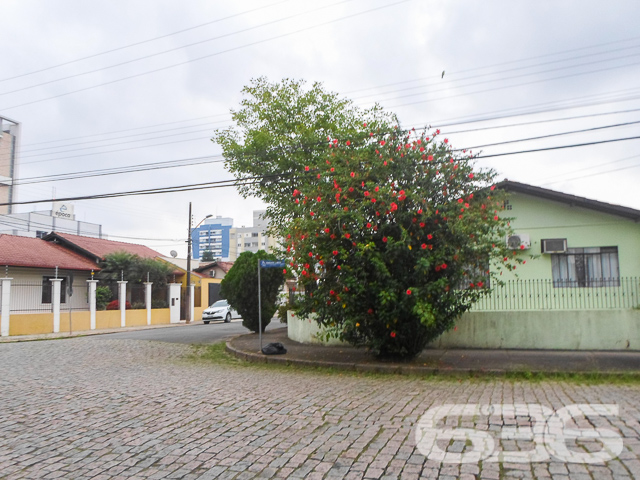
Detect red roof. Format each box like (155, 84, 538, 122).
(45, 232, 163, 261)
(0, 235, 100, 271)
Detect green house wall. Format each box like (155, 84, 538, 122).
(498, 192, 640, 280)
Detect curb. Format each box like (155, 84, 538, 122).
(0, 321, 199, 343)
(224, 337, 506, 376)
(224, 336, 640, 377)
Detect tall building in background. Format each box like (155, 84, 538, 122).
(191, 216, 233, 261)
(229, 210, 278, 260)
(191, 210, 278, 261)
(0, 115, 20, 215)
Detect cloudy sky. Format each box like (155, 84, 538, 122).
(1, 0, 639, 256)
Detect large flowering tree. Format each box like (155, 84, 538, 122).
(214, 78, 519, 358)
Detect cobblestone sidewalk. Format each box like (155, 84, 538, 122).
(1, 338, 639, 479)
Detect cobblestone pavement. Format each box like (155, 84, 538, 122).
(1, 339, 640, 479)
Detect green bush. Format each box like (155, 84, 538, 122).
(131, 302, 146, 310)
(151, 299, 168, 309)
(220, 251, 285, 333)
(96, 286, 112, 310)
(277, 304, 290, 324)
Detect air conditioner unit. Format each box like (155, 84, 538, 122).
(541, 238, 567, 254)
(506, 233, 531, 250)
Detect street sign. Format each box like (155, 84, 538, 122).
(258, 259, 285, 353)
(259, 260, 285, 268)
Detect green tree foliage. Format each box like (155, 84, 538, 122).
(99, 252, 173, 285)
(220, 251, 285, 333)
(201, 250, 215, 262)
(95, 285, 112, 310)
(215, 78, 520, 358)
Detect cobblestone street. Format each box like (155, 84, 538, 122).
(1, 338, 640, 479)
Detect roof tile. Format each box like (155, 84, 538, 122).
(0, 235, 100, 271)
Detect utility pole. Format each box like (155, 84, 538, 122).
(185, 204, 212, 324)
(186, 202, 192, 323)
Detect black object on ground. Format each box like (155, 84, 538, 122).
(262, 342, 287, 355)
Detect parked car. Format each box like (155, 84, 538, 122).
(202, 299, 239, 324)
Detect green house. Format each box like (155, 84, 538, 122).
(431, 181, 640, 350)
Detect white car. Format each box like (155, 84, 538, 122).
(202, 299, 240, 324)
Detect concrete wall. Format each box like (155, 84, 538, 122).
(430, 310, 640, 350)
(7, 308, 172, 336)
(287, 311, 346, 346)
(288, 310, 640, 351)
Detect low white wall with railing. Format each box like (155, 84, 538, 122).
(287, 277, 640, 350)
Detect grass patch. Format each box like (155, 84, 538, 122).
(503, 370, 640, 385)
(189, 341, 244, 366)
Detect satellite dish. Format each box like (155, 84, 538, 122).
(170, 250, 178, 258)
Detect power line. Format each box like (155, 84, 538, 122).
(15, 126, 218, 160)
(414, 90, 640, 131)
(21, 113, 231, 147)
(441, 107, 640, 135)
(0, 0, 293, 84)
(6, 95, 640, 169)
(383, 60, 640, 111)
(534, 153, 640, 184)
(342, 35, 640, 94)
(541, 159, 640, 186)
(0, 0, 408, 111)
(6, 114, 640, 184)
(474, 136, 640, 159)
(12, 155, 225, 186)
(5, 135, 212, 167)
(4, 135, 640, 208)
(458, 119, 640, 151)
(0, 175, 271, 207)
(19, 119, 230, 154)
(0, 0, 359, 97)
(354, 49, 640, 102)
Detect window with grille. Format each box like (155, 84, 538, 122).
(551, 247, 619, 287)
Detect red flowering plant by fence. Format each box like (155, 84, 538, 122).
(215, 78, 520, 358)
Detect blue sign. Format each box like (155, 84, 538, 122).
(260, 260, 285, 268)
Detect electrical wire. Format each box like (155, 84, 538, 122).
(0, 0, 360, 97)
(6, 118, 640, 186)
(0, 0, 293, 84)
(457, 119, 640, 151)
(474, 136, 640, 160)
(0, 0, 409, 111)
(541, 161, 640, 186)
(354, 49, 640, 102)
(9, 85, 640, 165)
(21, 113, 231, 147)
(383, 61, 640, 111)
(16, 126, 218, 160)
(342, 35, 640, 94)
(4, 135, 640, 208)
(20, 119, 230, 154)
(5, 94, 640, 169)
(12, 156, 225, 186)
